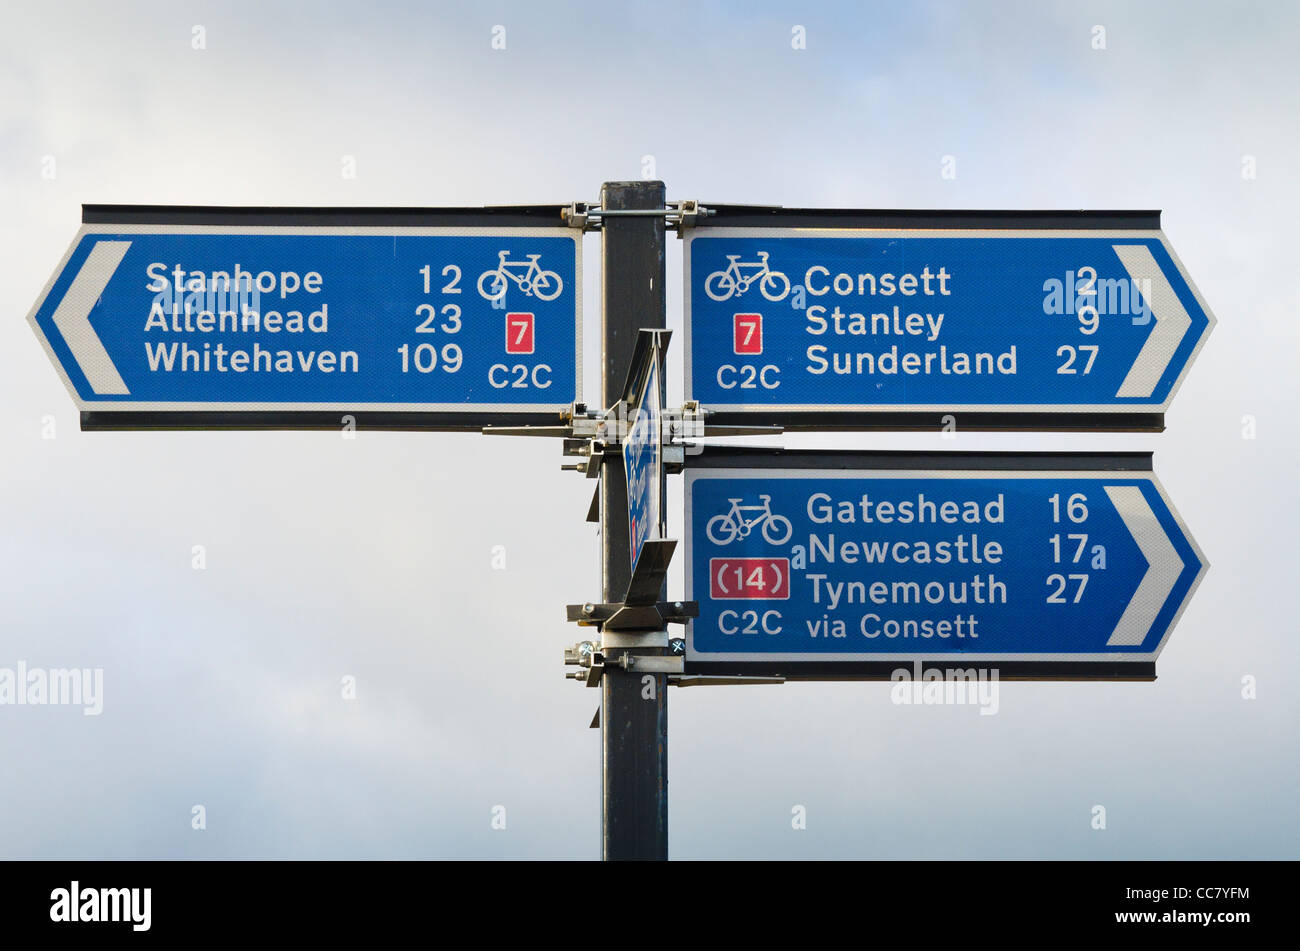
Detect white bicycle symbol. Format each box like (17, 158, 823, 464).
(706, 495, 793, 546)
(704, 251, 791, 302)
(477, 251, 563, 302)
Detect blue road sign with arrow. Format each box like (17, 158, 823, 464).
(685, 459, 1205, 670)
(28, 224, 581, 416)
(685, 228, 1214, 418)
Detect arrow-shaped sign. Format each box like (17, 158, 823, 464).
(684, 449, 1206, 679)
(685, 211, 1216, 430)
(27, 206, 582, 430)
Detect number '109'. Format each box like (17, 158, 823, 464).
(398, 343, 462, 373)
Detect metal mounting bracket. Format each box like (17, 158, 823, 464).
(564, 641, 686, 687)
(670, 675, 787, 687)
(486, 395, 779, 482)
(563, 200, 713, 233)
(565, 599, 698, 632)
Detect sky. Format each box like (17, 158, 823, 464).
(1, 0, 1297, 859)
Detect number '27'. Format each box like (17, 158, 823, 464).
(1057, 345, 1099, 374)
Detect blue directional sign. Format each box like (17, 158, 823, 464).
(28, 224, 581, 416)
(685, 228, 1214, 417)
(685, 459, 1205, 669)
(623, 355, 662, 570)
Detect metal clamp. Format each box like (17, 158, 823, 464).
(565, 638, 784, 688)
(564, 641, 686, 687)
(563, 200, 714, 232)
(674, 199, 707, 232)
(562, 202, 592, 230)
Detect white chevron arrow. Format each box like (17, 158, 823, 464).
(1104, 484, 1184, 646)
(50, 240, 131, 395)
(1112, 244, 1192, 399)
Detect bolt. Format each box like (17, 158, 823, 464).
(674, 601, 683, 610)
(582, 603, 595, 616)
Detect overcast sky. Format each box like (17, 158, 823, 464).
(1, 0, 1297, 858)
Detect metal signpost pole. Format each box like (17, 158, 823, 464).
(600, 180, 669, 861)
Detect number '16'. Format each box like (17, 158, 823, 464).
(1049, 493, 1088, 523)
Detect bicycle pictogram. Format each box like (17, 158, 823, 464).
(704, 251, 791, 302)
(477, 251, 563, 302)
(706, 495, 793, 546)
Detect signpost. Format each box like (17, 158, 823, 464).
(28, 206, 581, 430)
(685, 210, 1215, 431)
(684, 448, 1205, 679)
(26, 194, 1215, 860)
